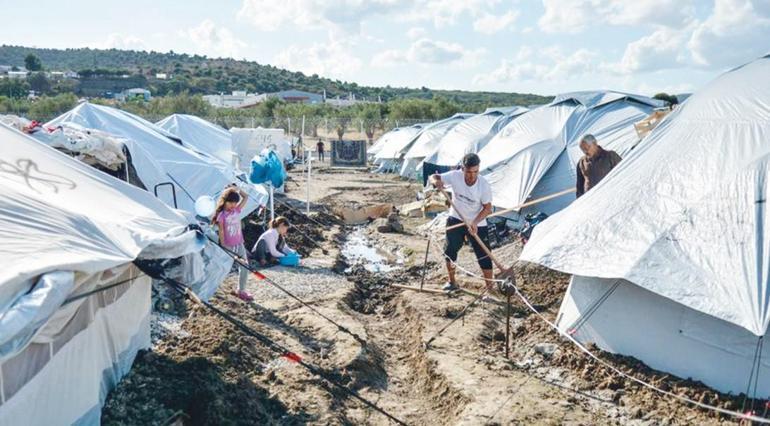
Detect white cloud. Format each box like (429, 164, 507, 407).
(274, 39, 362, 79)
(605, 0, 770, 75)
(687, 0, 770, 68)
(407, 27, 427, 39)
(181, 20, 247, 58)
(238, 0, 511, 34)
(474, 46, 599, 85)
(609, 26, 690, 74)
(237, 0, 408, 33)
(538, 0, 695, 33)
(100, 34, 147, 50)
(473, 10, 519, 34)
(372, 38, 483, 67)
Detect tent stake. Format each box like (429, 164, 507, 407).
(505, 293, 511, 358)
(420, 238, 431, 291)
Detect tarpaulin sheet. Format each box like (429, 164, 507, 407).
(521, 56, 770, 336)
(156, 114, 234, 164)
(47, 103, 265, 214)
(423, 107, 528, 167)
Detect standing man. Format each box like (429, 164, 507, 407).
(316, 139, 325, 163)
(576, 134, 622, 198)
(429, 153, 494, 292)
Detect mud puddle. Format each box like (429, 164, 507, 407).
(341, 227, 403, 273)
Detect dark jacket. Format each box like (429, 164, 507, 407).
(576, 149, 622, 197)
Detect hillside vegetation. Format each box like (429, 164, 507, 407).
(0, 45, 552, 109)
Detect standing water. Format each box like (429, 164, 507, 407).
(341, 228, 400, 273)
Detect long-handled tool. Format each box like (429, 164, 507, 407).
(445, 187, 575, 231)
(436, 187, 515, 282)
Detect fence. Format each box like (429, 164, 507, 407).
(18, 111, 431, 143)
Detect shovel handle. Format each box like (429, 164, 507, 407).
(437, 188, 507, 273)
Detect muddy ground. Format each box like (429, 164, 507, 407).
(103, 164, 762, 425)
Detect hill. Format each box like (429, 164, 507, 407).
(0, 45, 552, 108)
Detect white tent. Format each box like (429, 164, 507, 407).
(422, 107, 529, 171)
(231, 127, 292, 172)
(156, 114, 233, 164)
(399, 113, 473, 179)
(479, 91, 663, 217)
(521, 55, 770, 395)
(372, 124, 425, 172)
(0, 123, 202, 425)
(47, 103, 266, 215)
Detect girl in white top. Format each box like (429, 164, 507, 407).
(251, 216, 296, 266)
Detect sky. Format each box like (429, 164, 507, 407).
(1, 0, 768, 96)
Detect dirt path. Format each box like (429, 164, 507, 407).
(103, 166, 749, 425)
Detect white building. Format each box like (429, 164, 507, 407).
(203, 91, 260, 108)
(7, 71, 28, 79)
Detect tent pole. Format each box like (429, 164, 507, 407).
(306, 150, 312, 214)
(505, 293, 511, 358)
(270, 184, 275, 223)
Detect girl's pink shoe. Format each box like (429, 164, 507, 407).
(234, 290, 254, 302)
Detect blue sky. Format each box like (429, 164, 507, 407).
(1, 0, 768, 96)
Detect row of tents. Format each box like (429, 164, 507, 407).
(375, 55, 770, 398)
(370, 90, 667, 219)
(0, 103, 295, 424)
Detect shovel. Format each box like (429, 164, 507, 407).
(435, 187, 517, 287)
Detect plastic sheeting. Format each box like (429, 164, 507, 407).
(521, 56, 770, 336)
(156, 114, 234, 164)
(373, 124, 424, 161)
(423, 107, 529, 167)
(46, 103, 266, 214)
(479, 91, 663, 209)
(231, 128, 292, 171)
(0, 269, 151, 425)
(401, 113, 473, 161)
(556, 275, 770, 395)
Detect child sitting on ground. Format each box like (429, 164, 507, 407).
(252, 216, 296, 266)
(213, 185, 253, 302)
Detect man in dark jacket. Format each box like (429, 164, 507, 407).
(576, 134, 622, 197)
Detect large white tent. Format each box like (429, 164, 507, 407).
(398, 113, 473, 179)
(47, 103, 266, 214)
(0, 123, 202, 425)
(421, 107, 529, 180)
(521, 55, 770, 395)
(479, 91, 663, 216)
(372, 124, 425, 172)
(156, 114, 233, 164)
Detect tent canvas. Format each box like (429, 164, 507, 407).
(520, 55, 770, 395)
(0, 123, 202, 424)
(373, 124, 424, 164)
(156, 114, 234, 165)
(399, 113, 473, 179)
(479, 91, 663, 215)
(421, 107, 529, 183)
(46, 103, 266, 215)
(231, 127, 292, 172)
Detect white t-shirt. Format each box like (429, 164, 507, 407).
(439, 170, 493, 226)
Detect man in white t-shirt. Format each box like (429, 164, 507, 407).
(429, 153, 494, 292)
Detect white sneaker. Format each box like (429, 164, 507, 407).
(442, 282, 459, 292)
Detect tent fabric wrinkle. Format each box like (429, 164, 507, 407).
(157, 114, 234, 165)
(46, 103, 266, 214)
(521, 57, 770, 336)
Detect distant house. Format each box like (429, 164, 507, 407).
(0, 65, 12, 74)
(64, 70, 79, 79)
(203, 91, 260, 108)
(269, 89, 324, 104)
(155, 73, 168, 80)
(48, 71, 65, 79)
(116, 88, 151, 102)
(7, 70, 28, 79)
